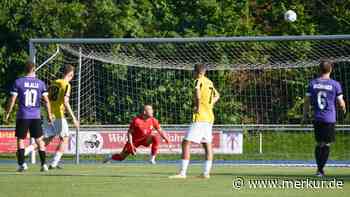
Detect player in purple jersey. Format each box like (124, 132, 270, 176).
(4, 61, 53, 172)
(303, 60, 346, 177)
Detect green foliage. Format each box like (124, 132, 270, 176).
(1, 0, 350, 125)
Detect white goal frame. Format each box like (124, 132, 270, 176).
(28, 35, 350, 165)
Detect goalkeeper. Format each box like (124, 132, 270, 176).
(104, 105, 170, 164)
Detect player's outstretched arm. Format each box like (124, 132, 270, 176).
(4, 95, 17, 123)
(64, 96, 79, 129)
(155, 127, 170, 144)
(127, 128, 136, 155)
(43, 95, 53, 123)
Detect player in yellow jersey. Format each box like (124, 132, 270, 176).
(170, 64, 220, 179)
(25, 65, 79, 169)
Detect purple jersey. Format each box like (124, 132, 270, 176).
(306, 78, 343, 123)
(10, 76, 48, 119)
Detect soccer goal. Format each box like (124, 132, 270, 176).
(28, 35, 350, 166)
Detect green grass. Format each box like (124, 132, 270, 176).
(1, 131, 349, 162)
(0, 164, 349, 197)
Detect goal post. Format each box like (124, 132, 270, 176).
(28, 35, 350, 165)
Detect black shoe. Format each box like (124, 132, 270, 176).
(49, 164, 63, 170)
(316, 169, 325, 177)
(16, 166, 25, 172)
(103, 156, 112, 164)
(40, 164, 49, 172)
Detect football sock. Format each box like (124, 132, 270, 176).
(314, 145, 321, 171)
(150, 155, 156, 162)
(38, 150, 46, 166)
(24, 145, 35, 156)
(51, 152, 63, 167)
(203, 160, 213, 176)
(319, 145, 330, 171)
(180, 160, 189, 176)
(17, 149, 25, 166)
(112, 154, 125, 161)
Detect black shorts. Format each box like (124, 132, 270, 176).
(15, 119, 43, 139)
(313, 121, 335, 143)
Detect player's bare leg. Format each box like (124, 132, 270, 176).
(25, 136, 53, 156)
(169, 139, 190, 179)
(199, 142, 213, 179)
(35, 137, 48, 172)
(16, 138, 28, 172)
(146, 134, 160, 164)
(49, 136, 68, 169)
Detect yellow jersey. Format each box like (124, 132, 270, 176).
(192, 75, 218, 124)
(49, 79, 71, 118)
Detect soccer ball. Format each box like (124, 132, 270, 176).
(284, 10, 297, 22)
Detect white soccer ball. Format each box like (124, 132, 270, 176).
(284, 10, 297, 22)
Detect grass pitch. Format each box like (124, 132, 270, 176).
(0, 164, 349, 197)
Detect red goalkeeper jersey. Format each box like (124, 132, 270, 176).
(129, 115, 160, 142)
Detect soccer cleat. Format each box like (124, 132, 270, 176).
(149, 159, 157, 165)
(49, 164, 63, 170)
(197, 174, 210, 179)
(103, 155, 112, 164)
(168, 174, 187, 179)
(40, 164, 49, 172)
(316, 170, 325, 177)
(22, 163, 28, 171)
(16, 165, 25, 172)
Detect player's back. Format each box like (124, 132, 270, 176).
(307, 77, 342, 123)
(197, 76, 216, 109)
(11, 76, 47, 119)
(193, 75, 216, 123)
(49, 79, 71, 118)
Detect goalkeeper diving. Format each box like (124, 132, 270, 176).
(104, 105, 171, 164)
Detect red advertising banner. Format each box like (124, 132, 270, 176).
(0, 129, 63, 153)
(0, 129, 243, 154)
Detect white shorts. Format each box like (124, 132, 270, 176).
(44, 118, 69, 138)
(184, 122, 213, 144)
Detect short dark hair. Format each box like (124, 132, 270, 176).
(25, 61, 36, 73)
(194, 63, 207, 74)
(319, 60, 333, 74)
(64, 64, 75, 75)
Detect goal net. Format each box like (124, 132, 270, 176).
(29, 35, 350, 165)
